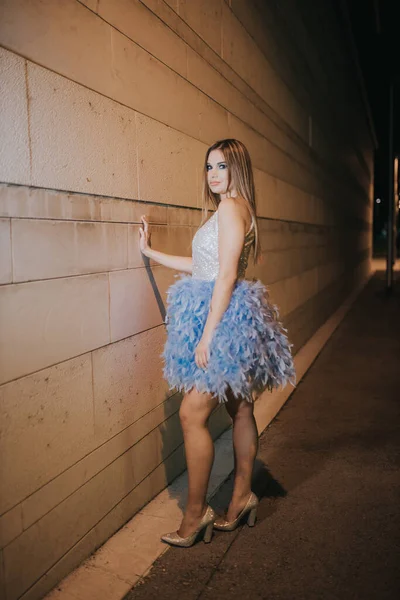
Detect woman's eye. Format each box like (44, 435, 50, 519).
(206, 164, 226, 171)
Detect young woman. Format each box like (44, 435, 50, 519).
(139, 139, 295, 547)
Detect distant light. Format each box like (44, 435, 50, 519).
(376, 198, 381, 204)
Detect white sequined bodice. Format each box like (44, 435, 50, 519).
(192, 210, 255, 281)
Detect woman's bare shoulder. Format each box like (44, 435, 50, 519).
(218, 197, 251, 229)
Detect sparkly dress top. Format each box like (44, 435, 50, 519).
(192, 210, 255, 281)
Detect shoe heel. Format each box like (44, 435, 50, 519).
(247, 507, 257, 527)
(203, 522, 213, 543)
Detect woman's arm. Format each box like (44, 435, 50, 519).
(139, 215, 193, 274)
(195, 199, 246, 369)
(144, 248, 193, 273)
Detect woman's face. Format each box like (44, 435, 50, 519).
(206, 149, 234, 197)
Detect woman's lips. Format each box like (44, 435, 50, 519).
(210, 182, 220, 185)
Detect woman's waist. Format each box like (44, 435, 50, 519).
(173, 273, 256, 288)
(191, 275, 248, 283)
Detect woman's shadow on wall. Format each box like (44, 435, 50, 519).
(142, 255, 167, 323)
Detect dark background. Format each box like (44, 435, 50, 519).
(346, 0, 400, 253)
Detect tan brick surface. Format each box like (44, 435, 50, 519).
(4, 414, 190, 600)
(0, 1, 375, 598)
(4, 451, 135, 600)
(21, 384, 181, 531)
(109, 28, 203, 141)
(20, 446, 185, 600)
(28, 63, 138, 199)
(0, 504, 23, 549)
(0, 48, 30, 185)
(0, 355, 94, 514)
(98, 0, 187, 77)
(0, 184, 169, 224)
(128, 224, 193, 269)
(12, 219, 129, 282)
(0, 551, 4, 600)
(0, 274, 109, 384)
(1, 0, 113, 101)
(92, 326, 170, 441)
(109, 267, 165, 342)
(0, 218, 12, 283)
(221, 2, 308, 140)
(178, 0, 223, 56)
(136, 114, 205, 208)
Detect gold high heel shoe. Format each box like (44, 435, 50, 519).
(213, 492, 259, 531)
(160, 505, 216, 547)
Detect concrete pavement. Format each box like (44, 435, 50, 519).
(124, 268, 400, 600)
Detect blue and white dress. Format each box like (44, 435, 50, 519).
(161, 208, 295, 403)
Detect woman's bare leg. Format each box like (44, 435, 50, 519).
(178, 387, 219, 537)
(224, 390, 258, 521)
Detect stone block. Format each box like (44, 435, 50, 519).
(198, 93, 229, 148)
(178, 0, 223, 56)
(0, 219, 12, 283)
(4, 449, 135, 600)
(92, 326, 170, 441)
(224, 5, 307, 139)
(12, 219, 129, 282)
(0, 274, 109, 384)
(0, 185, 101, 221)
(186, 47, 245, 118)
(21, 385, 180, 531)
(4, 410, 187, 598)
(20, 444, 185, 600)
(110, 28, 203, 141)
(166, 205, 201, 227)
(0, 504, 23, 549)
(0, 0, 113, 104)
(0, 551, 4, 600)
(28, 62, 138, 199)
(98, 0, 187, 77)
(136, 113, 205, 207)
(0, 355, 94, 514)
(79, 0, 98, 11)
(0, 48, 30, 185)
(99, 196, 167, 225)
(109, 267, 167, 342)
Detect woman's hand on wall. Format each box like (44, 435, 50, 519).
(139, 215, 151, 256)
(138, 215, 193, 273)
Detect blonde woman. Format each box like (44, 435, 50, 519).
(139, 139, 295, 547)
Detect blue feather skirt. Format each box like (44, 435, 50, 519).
(161, 274, 296, 403)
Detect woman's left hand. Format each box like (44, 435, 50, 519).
(195, 336, 211, 370)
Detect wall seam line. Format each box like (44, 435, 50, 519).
(9, 217, 14, 283)
(23, 59, 33, 182)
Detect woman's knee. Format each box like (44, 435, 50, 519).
(179, 400, 194, 430)
(231, 398, 254, 422)
(225, 388, 254, 420)
(179, 389, 215, 430)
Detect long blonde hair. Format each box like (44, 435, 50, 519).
(200, 139, 261, 264)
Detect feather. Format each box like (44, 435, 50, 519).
(161, 275, 296, 403)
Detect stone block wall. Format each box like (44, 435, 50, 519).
(0, 1, 374, 598)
